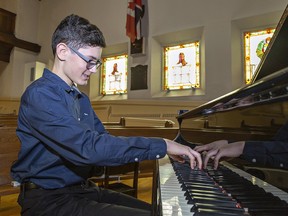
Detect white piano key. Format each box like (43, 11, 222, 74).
(159, 156, 194, 216)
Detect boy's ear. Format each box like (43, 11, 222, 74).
(56, 43, 69, 61)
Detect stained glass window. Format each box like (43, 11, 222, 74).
(101, 54, 128, 95)
(244, 28, 275, 84)
(164, 42, 200, 90)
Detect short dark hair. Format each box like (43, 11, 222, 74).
(51, 14, 106, 55)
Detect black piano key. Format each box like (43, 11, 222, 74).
(222, 187, 267, 195)
(182, 186, 224, 194)
(213, 176, 253, 183)
(194, 208, 246, 216)
(180, 178, 214, 185)
(232, 193, 274, 199)
(186, 188, 227, 196)
(187, 196, 239, 208)
(192, 195, 237, 203)
(182, 181, 218, 187)
(180, 175, 217, 182)
(193, 201, 238, 209)
(234, 193, 282, 202)
(251, 213, 288, 216)
(181, 179, 215, 185)
(247, 207, 288, 216)
(184, 189, 230, 201)
(186, 191, 233, 199)
(191, 203, 244, 213)
(218, 182, 254, 188)
(183, 183, 222, 191)
(241, 201, 288, 208)
(223, 187, 267, 195)
(179, 174, 212, 179)
(231, 194, 280, 204)
(227, 190, 269, 197)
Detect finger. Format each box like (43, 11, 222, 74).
(190, 149, 202, 169)
(203, 149, 218, 169)
(169, 155, 185, 163)
(194, 145, 208, 152)
(213, 151, 223, 169)
(189, 157, 196, 169)
(186, 149, 202, 169)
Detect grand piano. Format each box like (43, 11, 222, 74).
(154, 4, 288, 216)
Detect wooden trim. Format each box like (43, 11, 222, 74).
(0, 8, 41, 62)
(0, 32, 41, 53)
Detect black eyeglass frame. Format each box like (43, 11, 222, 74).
(69, 46, 102, 71)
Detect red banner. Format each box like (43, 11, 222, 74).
(126, 0, 143, 43)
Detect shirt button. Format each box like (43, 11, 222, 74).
(252, 158, 256, 163)
(134, 158, 138, 162)
(280, 163, 284, 168)
(156, 155, 160, 159)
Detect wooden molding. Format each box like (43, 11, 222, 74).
(0, 32, 41, 52)
(0, 8, 41, 62)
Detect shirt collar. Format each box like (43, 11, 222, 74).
(65, 84, 82, 100)
(42, 69, 82, 98)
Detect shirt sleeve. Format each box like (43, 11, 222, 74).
(242, 140, 288, 169)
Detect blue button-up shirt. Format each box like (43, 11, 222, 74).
(11, 69, 166, 189)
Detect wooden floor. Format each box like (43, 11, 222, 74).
(0, 177, 153, 216)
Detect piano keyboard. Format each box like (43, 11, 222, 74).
(158, 156, 288, 216)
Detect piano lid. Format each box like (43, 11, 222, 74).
(178, 4, 288, 120)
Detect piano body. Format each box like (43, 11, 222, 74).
(155, 4, 288, 216)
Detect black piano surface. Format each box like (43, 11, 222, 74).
(155, 3, 288, 216)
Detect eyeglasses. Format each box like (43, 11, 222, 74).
(69, 46, 102, 71)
